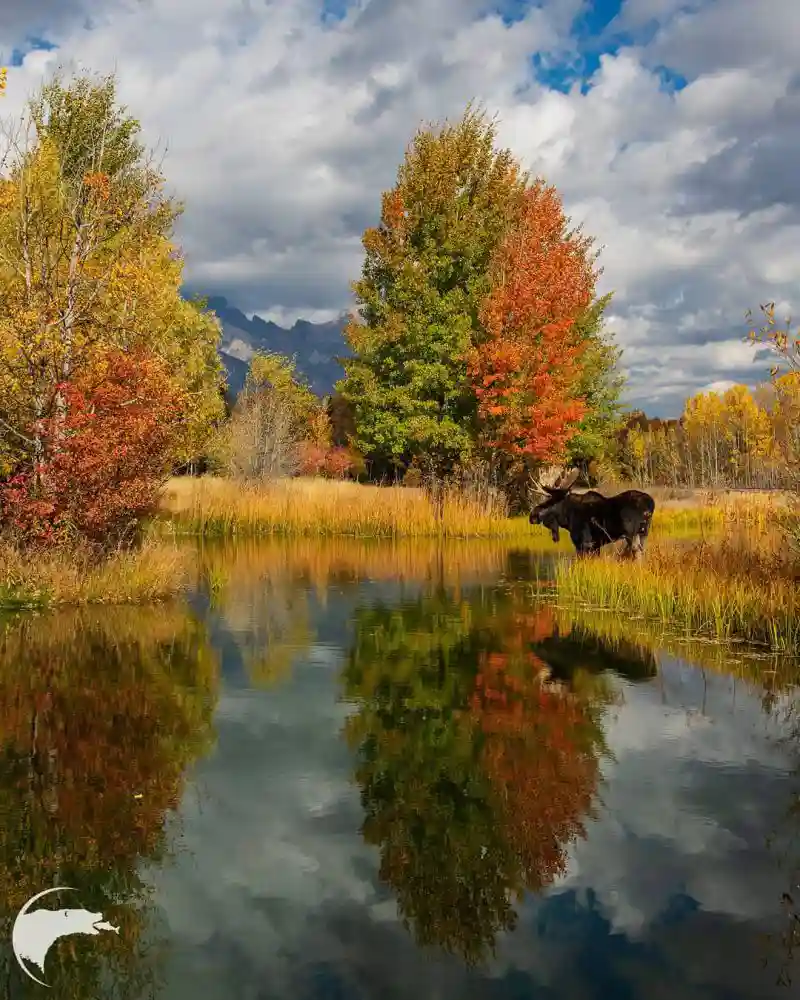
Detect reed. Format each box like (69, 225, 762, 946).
(546, 600, 800, 690)
(158, 475, 774, 539)
(553, 524, 800, 651)
(0, 538, 194, 608)
(159, 475, 529, 538)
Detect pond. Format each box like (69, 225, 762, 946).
(0, 536, 799, 998)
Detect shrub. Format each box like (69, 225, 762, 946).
(0, 349, 184, 550)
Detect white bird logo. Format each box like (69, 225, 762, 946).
(12, 886, 120, 987)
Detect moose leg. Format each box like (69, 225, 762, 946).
(629, 533, 645, 561)
(570, 524, 598, 557)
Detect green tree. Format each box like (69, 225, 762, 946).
(337, 105, 526, 480)
(563, 293, 626, 476)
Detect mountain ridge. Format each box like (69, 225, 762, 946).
(197, 294, 353, 400)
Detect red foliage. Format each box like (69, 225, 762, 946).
(296, 441, 358, 479)
(468, 180, 597, 462)
(296, 441, 328, 477)
(0, 349, 185, 548)
(469, 605, 601, 892)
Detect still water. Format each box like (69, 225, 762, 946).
(0, 537, 799, 999)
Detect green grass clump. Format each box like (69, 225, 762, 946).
(553, 527, 799, 651)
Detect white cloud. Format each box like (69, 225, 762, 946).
(0, 0, 798, 413)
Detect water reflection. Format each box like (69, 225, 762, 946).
(0, 606, 218, 997)
(340, 591, 657, 964)
(765, 690, 800, 987)
(0, 538, 799, 997)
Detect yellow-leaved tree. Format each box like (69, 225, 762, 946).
(209, 351, 323, 480)
(681, 385, 773, 486)
(0, 70, 225, 487)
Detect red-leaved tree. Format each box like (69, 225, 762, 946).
(468, 180, 598, 463)
(0, 348, 185, 549)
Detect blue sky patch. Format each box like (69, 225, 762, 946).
(5, 36, 57, 67)
(319, 0, 351, 24)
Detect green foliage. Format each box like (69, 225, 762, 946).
(28, 70, 146, 189)
(338, 104, 527, 476)
(341, 588, 622, 963)
(563, 293, 626, 470)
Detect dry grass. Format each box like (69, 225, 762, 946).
(553, 522, 800, 651)
(593, 481, 792, 509)
(158, 475, 780, 540)
(0, 538, 195, 608)
(158, 474, 527, 538)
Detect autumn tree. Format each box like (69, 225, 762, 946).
(747, 301, 800, 378)
(679, 385, 773, 487)
(339, 104, 618, 501)
(467, 179, 598, 472)
(209, 350, 352, 480)
(338, 105, 527, 482)
(0, 348, 186, 549)
(0, 71, 224, 524)
(772, 372, 800, 468)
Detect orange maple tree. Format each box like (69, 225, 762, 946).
(0, 348, 185, 548)
(468, 180, 598, 461)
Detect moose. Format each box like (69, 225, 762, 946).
(528, 468, 655, 559)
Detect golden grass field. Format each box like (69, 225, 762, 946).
(157, 474, 780, 539)
(0, 475, 795, 648)
(553, 520, 798, 651)
(156, 475, 798, 652)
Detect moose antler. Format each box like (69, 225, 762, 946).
(529, 465, 580, 495)
(556, 467, 580, 491)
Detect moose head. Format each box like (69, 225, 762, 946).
(528, 466, 581, 542)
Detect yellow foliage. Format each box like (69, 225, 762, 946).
(0, 82, 224, 469)
(243, 351, 319, 431)
(682, 384, 774, 467)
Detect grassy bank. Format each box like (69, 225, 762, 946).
(3, 475, 787, 610)
(0, 539, 194, 609)
(549, 600, 800, 687)
(157, 475, 773, 539)
(552, 523, 800, 651)
(159, 474, 525, 538)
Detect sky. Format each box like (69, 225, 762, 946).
(0, 0, 798, 416)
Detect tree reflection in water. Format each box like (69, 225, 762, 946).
(341, 588, 655, 965)
(0, 606, 218, 998)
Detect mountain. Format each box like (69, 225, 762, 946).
(201, 295, 353, 401)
